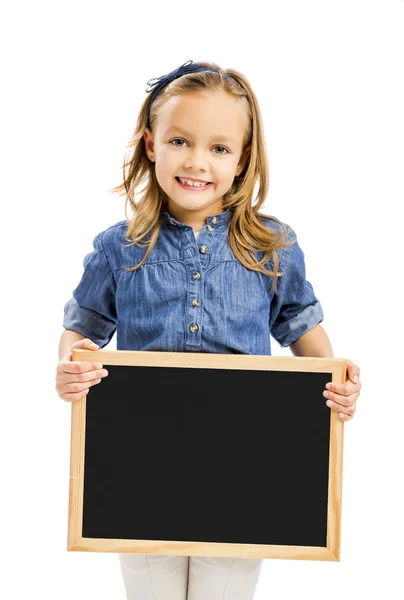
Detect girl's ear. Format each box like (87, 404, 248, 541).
(236, 144, 251, 175)
(143, 128, 155, 161)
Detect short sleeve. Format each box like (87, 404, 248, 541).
(269, 225, 324, 347)
(62, 231, 117, 348)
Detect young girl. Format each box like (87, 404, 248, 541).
(56, 59, 362, 600)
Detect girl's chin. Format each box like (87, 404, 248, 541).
(167, 195, 224, 214)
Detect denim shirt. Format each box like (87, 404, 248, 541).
(62, 209, 324, 355)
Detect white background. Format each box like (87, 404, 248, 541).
(1, 0, 403, 598)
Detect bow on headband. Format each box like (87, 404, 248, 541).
(145, 59, 239, 122)
(145, 59, 199, 98)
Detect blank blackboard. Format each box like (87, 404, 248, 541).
(68, 350, 346, 562)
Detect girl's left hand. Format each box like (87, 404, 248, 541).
(323, 359, 361, 421)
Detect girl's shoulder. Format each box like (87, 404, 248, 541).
(255, 214, 300, 268)
(96, 220, 142, 269)
(98, 218, 128, 247)
(257, 213, 297, 242)
(101, 219, 128, 241)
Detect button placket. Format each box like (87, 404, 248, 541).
(161, 210, 232, 351)
(187, 283, 202, 344)
(189, 269, 202, 335)
(185, 237, 203, 347)
(182, 219, 222, 349)
(190, 218, 217, 317)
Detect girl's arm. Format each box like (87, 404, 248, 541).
(289, 324, 334, 358)
(59, 329, 86, 361)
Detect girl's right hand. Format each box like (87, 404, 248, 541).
(55, 338, 109, 403)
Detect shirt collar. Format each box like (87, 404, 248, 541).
(162, 209, 232, 229)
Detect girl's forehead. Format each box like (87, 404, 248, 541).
(155, 92, 246, 141)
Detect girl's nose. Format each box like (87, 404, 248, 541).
(184, 149, 209, 171)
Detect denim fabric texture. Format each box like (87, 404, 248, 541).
(63, 209, 324, 354)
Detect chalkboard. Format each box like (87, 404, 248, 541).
(68, 350, 346, 562)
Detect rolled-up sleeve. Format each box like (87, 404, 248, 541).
(269, 225, 324, 347)
(62, 231, 117, 348)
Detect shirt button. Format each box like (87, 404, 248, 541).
(211, 216, 218, 224)
(193, 272, 201, 280)
(190, 323, 199, 333)
(199, 245, 208, 254)
(169, 220, 176, 226)
(192, 299, 201, 307)
(206, 225, 214, 232)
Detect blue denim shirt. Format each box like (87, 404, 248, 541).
(62, 209, 324, 354)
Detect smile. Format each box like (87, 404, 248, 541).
(175, 177, 213, 191)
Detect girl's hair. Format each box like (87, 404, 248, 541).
(109, 60, 296, 294)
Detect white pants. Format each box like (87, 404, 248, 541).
(119, 553, 263, 600)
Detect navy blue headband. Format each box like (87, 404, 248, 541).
(145, 59, 240, 124)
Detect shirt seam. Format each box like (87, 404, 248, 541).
(99, 230, 117, 292)
(112, 258, 243, 271)
(99, 231, 113, 272)
(278, 225, 297, 274)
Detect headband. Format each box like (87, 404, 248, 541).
(145, 59, 240, 124)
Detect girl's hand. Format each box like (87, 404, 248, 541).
(55, 338, 109, 403)
(323, 359, 361, 421)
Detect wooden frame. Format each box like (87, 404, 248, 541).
(68, 350, 346, 561)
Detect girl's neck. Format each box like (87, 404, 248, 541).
(166, 204, 224, 233)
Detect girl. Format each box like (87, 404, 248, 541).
(56, 59, 362, 600)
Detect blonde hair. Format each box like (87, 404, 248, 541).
(109, 60, 296, 294)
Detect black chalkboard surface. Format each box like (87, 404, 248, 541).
(68, 350, 346, 562)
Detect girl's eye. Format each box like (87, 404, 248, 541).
(214, 146, 229, 155)
(169, 139, 229, 155)
(171, 139, 186, 147)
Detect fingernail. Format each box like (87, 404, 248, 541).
(353, 375, 359, 383)
(90, 342, 98, 348)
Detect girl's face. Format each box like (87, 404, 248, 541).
(144, 90, 248, 229)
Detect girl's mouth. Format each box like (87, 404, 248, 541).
(175, 177, 213, 191)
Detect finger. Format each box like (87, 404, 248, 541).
(62, 376, 104, 395)
(59, 360, 104, 375)
(338, 411, 354, 422)
(334, 389, 360, 406)
(71, 338, 99, 350)
(61, 339, 99, 362)
(327, 400, 356, 420)
(62, 388, 91, 403)
(346, 359, 360, 385)
(61, 367, 109, 386)
(325, 380, 360, 396)
(325, 391, 359, 410)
